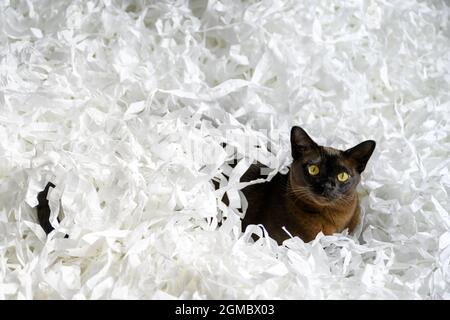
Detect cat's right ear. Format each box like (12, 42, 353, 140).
(344, 140, 376, 173)
(291, 126, 318, 159)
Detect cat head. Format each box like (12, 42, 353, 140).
(289, 126, 376, 206)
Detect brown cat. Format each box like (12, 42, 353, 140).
(240, 126, 376, 244)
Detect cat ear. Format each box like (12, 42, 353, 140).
(291, 126, 318, 159)
(344, 140, 376, 173)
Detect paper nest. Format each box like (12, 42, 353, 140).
(0, 0, 449, 299)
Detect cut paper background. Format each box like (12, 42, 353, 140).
(0, 0, 449, 299)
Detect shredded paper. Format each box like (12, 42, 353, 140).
(0, 0, 449, 299)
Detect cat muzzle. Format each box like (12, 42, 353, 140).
(322, 182, 339, 199)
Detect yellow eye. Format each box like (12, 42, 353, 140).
(308, 165, 320, 176)
(337, 172, 349, 182)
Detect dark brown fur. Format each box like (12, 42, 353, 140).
(240, 126, 375, 244)
(36, 182, 56, 235)
(36, 182, 68, 238)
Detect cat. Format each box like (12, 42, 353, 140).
(240, 126, 376, 244)
(37, 127, 374, 245)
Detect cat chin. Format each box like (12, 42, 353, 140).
(308, 194, 344, 208)
(302, 194, 334, 207)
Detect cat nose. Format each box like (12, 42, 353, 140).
(324, 181, 335, 189)
(323, 181, 337, 198)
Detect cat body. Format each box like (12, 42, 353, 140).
(241, 163, 359, 244)
(241, 126, 375, 244)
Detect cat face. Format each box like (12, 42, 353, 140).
(289, 126, 376, 206)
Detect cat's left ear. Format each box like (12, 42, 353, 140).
(344, 140, 376, 173)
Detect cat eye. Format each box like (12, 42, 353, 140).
(308, 165, 320, 176)
(337, 172, 349, 182)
